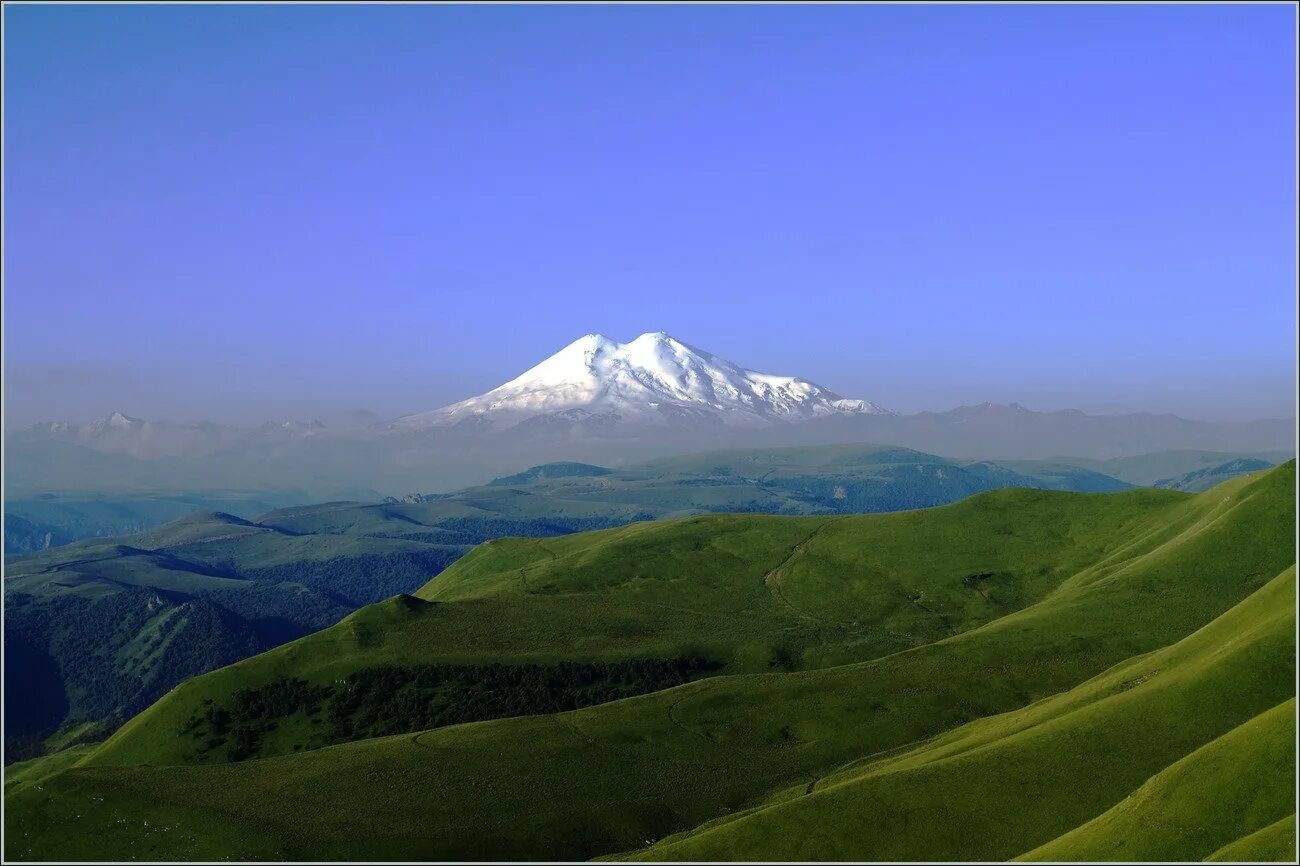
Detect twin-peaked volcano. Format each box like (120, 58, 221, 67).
(393, 332, 890, 432)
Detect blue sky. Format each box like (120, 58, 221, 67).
(3, 3, 1295, 424)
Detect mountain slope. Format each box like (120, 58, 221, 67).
(81, 472, 1200, 770)
(2, 511, 468, 754)
(2, 442, 1133, 757)
(1206, 814, 1297, 862)
(1017, 697, 1295, 862)
(392, 332, 888, 431)
(625, 568, 1295, 862)
(5, 464, 1291, 861)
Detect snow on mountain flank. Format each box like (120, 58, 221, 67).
(393, 332, 890, 431)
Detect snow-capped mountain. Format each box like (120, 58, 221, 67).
(89, 411, 145, 433)
(392, 332, 890, 432)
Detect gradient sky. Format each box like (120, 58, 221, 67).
(3, 3, 1296, 426)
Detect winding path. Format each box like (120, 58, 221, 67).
(761, 517, 847, 624)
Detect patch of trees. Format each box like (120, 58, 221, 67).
(4, 513, 666, 761)
(197, 583, 351, 636)
(431, 515, 644, 544)
(184, 677, 333, 761)
(240, 550, 464, 607)
(328, 657, 720, 741)
(187, 656, 722, 762)
(959, 570, 1024, 607)
(362, 530, 467, 545)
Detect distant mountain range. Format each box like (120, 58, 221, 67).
(6, 333, 1293, 494)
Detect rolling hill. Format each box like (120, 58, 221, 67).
(4, 442, 1156, 760)
(5, 461, 1292, 861)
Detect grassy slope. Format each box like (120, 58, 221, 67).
(6, 565, 1292, 862)
(1018, 697, 1295, 862)
(3, 745, 98, 798)
(623, 567, 1295, 861)
(0, 443, 1228, 758)
(12, 443, 1103, 601)
(1205, 814, 1296, 862)
(86, 482, 1193, 768)
(5, 464, 1293, 861)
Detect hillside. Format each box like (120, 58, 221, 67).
(4, 442, 1151, 759)
(5, 462, 1293, 861)
(622, 569, 1295, 861)
(2, 511, 468, 757)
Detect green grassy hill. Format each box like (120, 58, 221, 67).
(1206, 814, 1297, 862)
(3, 442, 1144, 758)
(1018, 696, 1295, 861)
(76, 473, 1198, 770)
(4, 462, 1293, 861)
(624, 567, 1294, 861)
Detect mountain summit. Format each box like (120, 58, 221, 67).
(393, 332, 889, 432)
